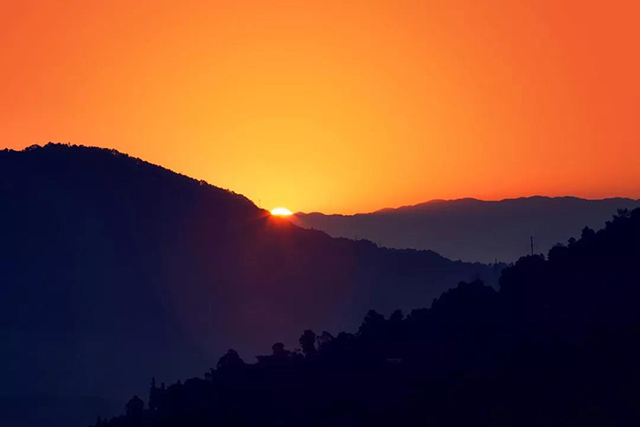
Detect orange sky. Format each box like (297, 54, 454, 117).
(2, 1, 639, 214)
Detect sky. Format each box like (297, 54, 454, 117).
(1, 1, 639, 214)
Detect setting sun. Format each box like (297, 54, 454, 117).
(271, 207, 293, 217)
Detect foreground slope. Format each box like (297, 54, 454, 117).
(294, 196, 640, 263)
(97, 208, 640, 427)
(0, 144, 498, 426)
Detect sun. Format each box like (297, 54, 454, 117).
(271, 207, 293, 216)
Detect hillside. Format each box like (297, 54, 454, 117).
(0, 144, 499, 426)
(293, 196, 640, 263)
(94, 208, 640, 427)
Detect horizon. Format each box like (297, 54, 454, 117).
(2, 1, 640, 214)
(7, 142, 640, 216)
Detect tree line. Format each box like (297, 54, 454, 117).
(93, 208, 640, 427)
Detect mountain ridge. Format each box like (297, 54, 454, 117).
(294, 196, 640, 263)
(0, 143, 499, 426)
(297, 195, 640, 217)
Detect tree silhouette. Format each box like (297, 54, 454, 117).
(299, 330, 317, 357)
(125, 396, 143, 419)
(216, 349, 245, 371)
(91, 208, 640, 427)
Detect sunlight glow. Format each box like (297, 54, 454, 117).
(271, 207, 293, 216)
(3, 2, 640, 213)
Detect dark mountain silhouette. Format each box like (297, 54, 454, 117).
(294, 196, 640, 263)
(0, 143, 499, 427)
(91, 208, 640, 427)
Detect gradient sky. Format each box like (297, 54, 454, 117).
(2, 1, 639, 214)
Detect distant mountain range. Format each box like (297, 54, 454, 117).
(0, 144, 499, 426)
(293, 197, 640, 263)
